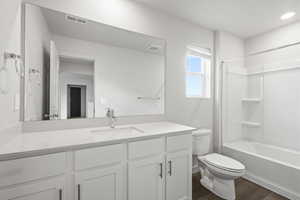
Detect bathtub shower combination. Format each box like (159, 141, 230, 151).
(221, 60, 300, 200)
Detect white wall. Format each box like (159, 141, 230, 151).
(0, 0, 22, 134)
(245, 23, 300, 151)
(59, 60, 94, 119)
(246, 22, 300, 55)
(246, 21, 300, 67)
(25, 0, 214, 129)
(218, 32, 245, 62)
(24, 4, 52, 121)
(59, 61, 93, 76)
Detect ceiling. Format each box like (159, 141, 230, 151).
(40, 6, 165, 55)
(133, 0, 300, 38)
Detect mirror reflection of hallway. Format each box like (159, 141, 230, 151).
(67, 85, 86, 119)
(59, 56, 95, 120)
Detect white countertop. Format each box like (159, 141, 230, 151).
(0, 122, 195, 161)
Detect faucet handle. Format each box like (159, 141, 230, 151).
(106, 108, 111, 116)
(106, 107, 116, 128)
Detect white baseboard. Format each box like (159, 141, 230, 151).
(243, 172, 300, 200)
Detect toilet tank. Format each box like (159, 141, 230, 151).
(192, 129, 212, 156)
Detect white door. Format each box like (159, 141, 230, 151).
(50, 40, 60, 120)
(166, 150, 191, 200)
(0, 177, 64, 200)
(128, 156, 164, 200)
(76, 165, 124, 200)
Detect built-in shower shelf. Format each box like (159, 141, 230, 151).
(241, 121, 261, 127)
(242, 98, 261, 103)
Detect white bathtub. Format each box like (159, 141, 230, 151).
(223, 140, 300, 200)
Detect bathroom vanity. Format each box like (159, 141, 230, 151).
(0, 122, 194, 200)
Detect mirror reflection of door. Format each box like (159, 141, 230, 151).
(49, 40, 60, 120)
(67, 85, 87, 119)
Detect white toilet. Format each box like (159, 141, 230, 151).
(193, 129, 245, 200)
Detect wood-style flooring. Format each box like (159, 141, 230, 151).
(192, 173, 289, 200)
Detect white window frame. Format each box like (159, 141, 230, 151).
(185, 46, 211, 99)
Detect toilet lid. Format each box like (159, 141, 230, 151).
(202, 153, 245, 172)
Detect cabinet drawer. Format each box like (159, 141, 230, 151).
(0, 153, 66, 188)
(75, 144, 124, 170)
(167, 134, 192, 152)
(0, 176, 65, 200)
(129, 137, 164, 160)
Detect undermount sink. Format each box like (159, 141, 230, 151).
(91, 127, 144, 135)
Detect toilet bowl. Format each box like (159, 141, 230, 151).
(193, 130, 245, 200)
(198, 153, 245, 200)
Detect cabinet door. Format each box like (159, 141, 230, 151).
(0, 177, 65, 200)
(166, 150, 192, 200)
(128, 156, 164, 200)
(76, 164, 124, 200)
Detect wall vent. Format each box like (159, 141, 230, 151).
(65, 15, 87, 24)
(148, 44, 162, 52)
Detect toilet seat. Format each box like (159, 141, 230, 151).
(199, 153, 245, 173)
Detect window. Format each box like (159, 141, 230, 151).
(185, 46, 211, 98)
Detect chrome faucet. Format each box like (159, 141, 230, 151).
(106, 108, 116, 128)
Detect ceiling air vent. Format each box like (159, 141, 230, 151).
(148, 44, 162, 52)
(65, 15, 87, 24)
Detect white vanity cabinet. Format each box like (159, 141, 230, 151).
(166, 134, 192, 200)
(75, 165, 124, 200)
(0, 153, 67, 200)
(128, 138, 165, 200)
(74, 144, 126, 200)
(0, 177, 65, 200)
(128, 134, 192, 200)
(0, 131, 192, 200)
(128, 155, 165, 200)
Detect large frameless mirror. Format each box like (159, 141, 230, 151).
(23, 4, 166, 121)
